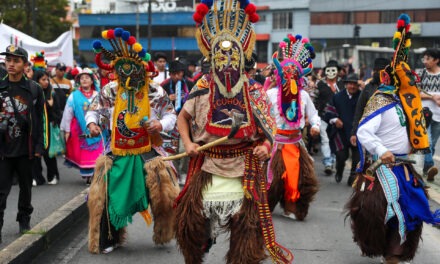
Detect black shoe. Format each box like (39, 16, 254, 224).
(335, 173, 342, 183)
(347, 174, 356, 186)
(324, 166, 333, 175)
(19, 221, 30, 234)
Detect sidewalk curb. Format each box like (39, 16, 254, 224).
(0, 189, 88, 264)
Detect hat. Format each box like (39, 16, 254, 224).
(169, 60, 186, 73)
(56, 63, 67, 71)
(75, 68, 100, 90)
(323, 60, 341, 71)
(31, 51, 46, 71)
(0, 45, 28, 61)
(154, 52, 167, 61)
(344, 73, 359, 83)
(373, 58, 390, 71)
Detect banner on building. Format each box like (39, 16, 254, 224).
(0, 23, 73, 67)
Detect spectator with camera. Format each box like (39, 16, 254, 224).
(0, 45, 45, 242)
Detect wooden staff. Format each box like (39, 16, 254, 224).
(162, 112, 244, 161)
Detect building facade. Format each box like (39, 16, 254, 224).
(75, 0, 440, 68)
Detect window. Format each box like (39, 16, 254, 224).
(272, 11, 293, 30)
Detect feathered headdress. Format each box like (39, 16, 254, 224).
(193, 0, 259, 60)
(31, 51, 46, 71)
(272, 34, 315, 126)
(92, 27, 157, 92)
(381, 14, 430, 153)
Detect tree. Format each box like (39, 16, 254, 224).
(0, 0, 71, 43)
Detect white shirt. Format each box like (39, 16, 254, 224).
(357, 104, 411, 156)
(266, 88, 321, 130)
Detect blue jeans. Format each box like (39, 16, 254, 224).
(320, 121, 334, 167)
(424, 120, 440, 171)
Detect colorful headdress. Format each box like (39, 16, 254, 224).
(31, 51, 46, 71)
(272, 34, 315, 126)
(380, 14, 430, 152)
(92, 28, 157, 92)
(92, 28, 156, 156)
(193, 0, 259, 61)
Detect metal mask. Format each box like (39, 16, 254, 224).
(212, 36, 246, 97)
(114, 58, 146, 92)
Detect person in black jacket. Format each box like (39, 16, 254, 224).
(315, 60, 345, 175)
(32, 70, 62, 186)
(0, 45, 45, 241)
(324, 73, 361, 185)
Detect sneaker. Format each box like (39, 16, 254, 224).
(427, 167, 438, 182)
(281, 213, 297, 220)
(19, 221, 30, 234)
(32, 180, 37, 187)
(324, 166, 333, 175)
(48, 178, 58, 185)
(102, 246, 114, 254)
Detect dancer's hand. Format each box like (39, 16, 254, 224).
(380, 151, 395, 164)
(350, 135, 357, 146)
(146, 120, 163, 134)
(253, 145, 270, 161)
(335, 118, 343, 128)
(184, 142, 200, 157)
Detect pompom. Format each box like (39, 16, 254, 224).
(145, 53, 151, 62)
(397, 19, 405, 29)
(405, 24, 411, 33)
(102, 30, 109, 39)
(398, 13, 410, 25)
(245, 3, 256, 15)
(302, 38, 309, 43)
(239, 0, 250, 9)
(202, 0, 214, 8)
(127, 36, 136, 45)
(196, 3, 209, 15)
(405, 39, 411, 48)
(295, 34, 302, 40)
(92, 40, 103, 50)
(193, 12, 204, 24)
(279, 42, 287, 49)
(40, 51, 45, 55)
(114, 28, 123, 37)
(288, 34, 296, 43)
(138, 48, 147, 58)
(393, 31, 402, 40)
(107, 30, 115, 39)
(71, 67, 79, 76)
(121, 31, 130, 41)
(133, 43, 143, 53)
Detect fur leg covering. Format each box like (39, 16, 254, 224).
(175, 171, 212, 264)
(226, 196, 266, 264)
(268, 149, 285, 212)
(88, 155, 113, 254)
(144, 158, 180, 245)
(294, 144, 319, 220)
(268, 145, 319, 220)
(345, 174, 388, 257)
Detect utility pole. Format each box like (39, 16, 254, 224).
(148, 0, 152, 52)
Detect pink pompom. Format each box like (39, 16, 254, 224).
(279, 42, 287, 48)
(302, 38, 309, 43)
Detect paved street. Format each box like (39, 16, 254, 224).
(29, 154, 440, 264)
(0, 157, 87, 249)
